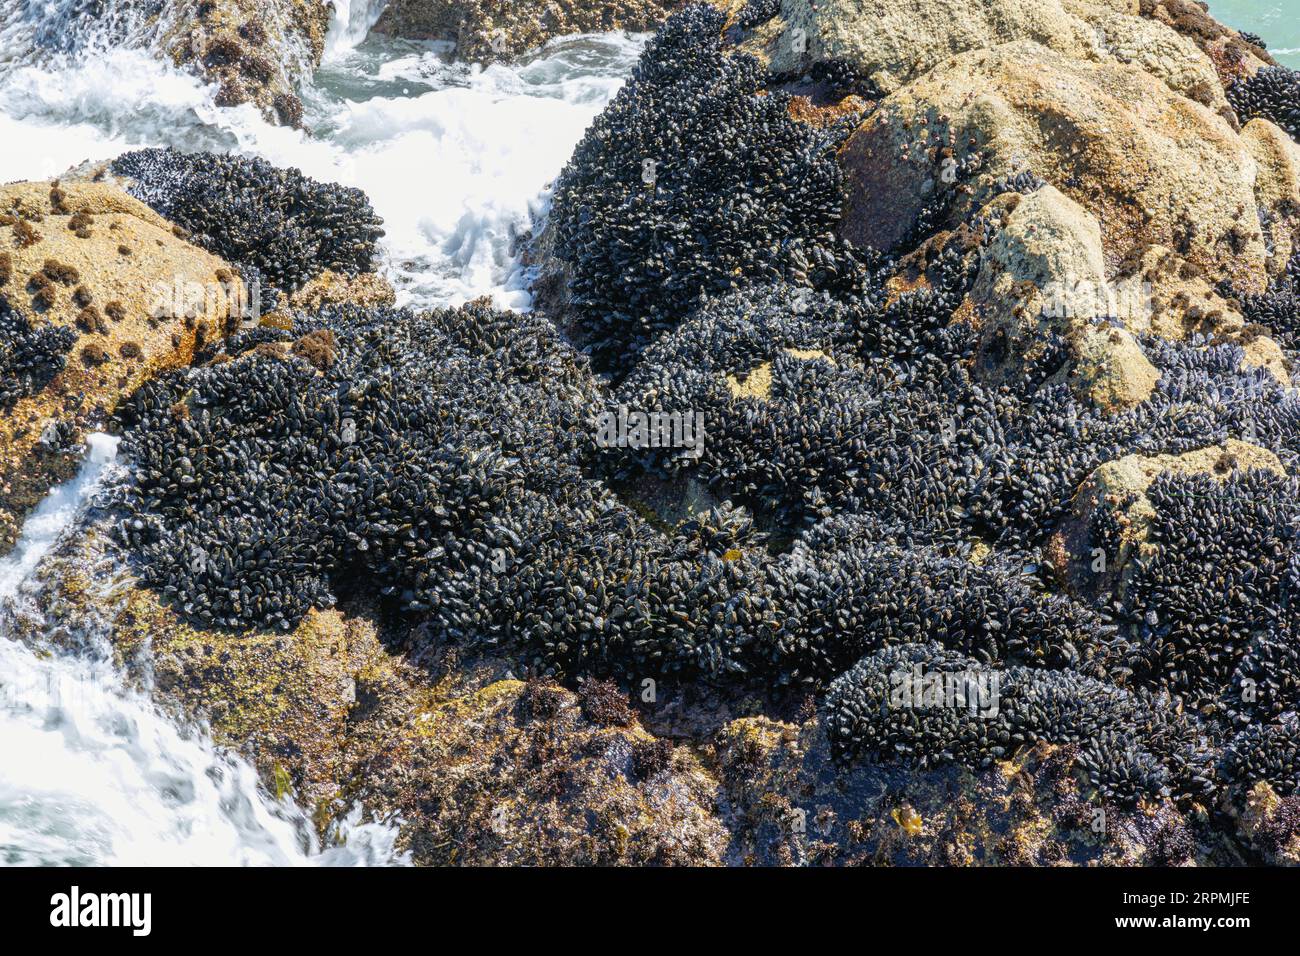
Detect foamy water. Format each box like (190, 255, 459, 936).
(0, 437, 406, 866)
(0, 16, 643, 308)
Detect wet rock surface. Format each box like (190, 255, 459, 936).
(372, 0, 677, 63)
(158, 0, 329, 126)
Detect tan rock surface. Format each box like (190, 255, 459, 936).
(837, 40, 1268, 286)
(0, 179, 240, 555)
(738, 0, 1230, 115)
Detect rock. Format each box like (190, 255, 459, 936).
(1111, 244, 1290, 383)
(349, 674, 728, 864)
(712, 715, 1208, 865)
(1239, 119, 1300, 276)
(1047, 439, 1286, 600)
(26, 517, 726, 864)
(1233, 782, 1300, 865)
(283, 269, 397, 312)
(23, 519, 396, 812)
(1087, 3, 1230, 117)
(1136, 0, 1275, 87)
(372, 0, 676, 63)
(838, 39, 1272, 287)
(0, 179, 241, 557)
(739, 0, 1227, 111)
(964, 185, 1289, 409)
(964, 185, 1157, 412)
(157, 0, 329, 127)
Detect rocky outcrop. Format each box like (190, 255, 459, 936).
(837, 40, 1271, 284)
(1137, 0, 1274, 87)
(963, 185, 1160, 412)
(0, 179, 241, 556)
(961, 185, 1290, 411)
(159, 0, 329, 126)
(733, 0, 1234, 113)
(372, 0, 676, 62)
(11, 0, 1300, 867)
(1047, 440, 1286, 600)
(351, 672, 728, 865)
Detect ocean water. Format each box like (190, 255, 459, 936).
(1212, 1, 1300, 67)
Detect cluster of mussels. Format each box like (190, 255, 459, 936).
(735, 0, 781, 31)
(0, 295, 76, 411)
(1235, 244, 1300, 349)
(1228, 64, 1300, 141)
(548, 5, 866, 370)
(111, 6, 1300, 809)
(110, 148, 384, 292)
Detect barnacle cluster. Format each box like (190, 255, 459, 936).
(110, 6, 1300, 813)
(0, 295, 76, 410)
(1228, 65, 1300, 140)
(547, 5, 859, 368)
(110, 148, 384, 292)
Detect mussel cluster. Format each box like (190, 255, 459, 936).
(736, 0, 781, 31)
(111, 5, 1300, 807)
(1236, 244, 1300, 349)
(548, 5, 861, 369)
(1228, 65, 1300, 140)
(0, 295, 76, 411)
(114, 301, 604, 633)
(825, 642, 1216, 803)
(111, 148, 384, 291)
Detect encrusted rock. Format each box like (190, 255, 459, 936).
(0, 180, 240, 556)
(373, 0, 676, 63)
(158, 0, 329, 127)
(739, 0, 1228, 113)
(1049, 439, 1286, 601)
(838, 40, 1270, 286)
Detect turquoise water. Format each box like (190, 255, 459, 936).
(1211, 1, 1300, 68)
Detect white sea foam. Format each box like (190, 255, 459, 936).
(0, 23, 641, 307)
(324, 0, 391, 60)
(0, 437, 407, 866)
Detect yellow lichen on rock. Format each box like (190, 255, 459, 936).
(286, 269, 397, 311)
(723, 349, 833, 401)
